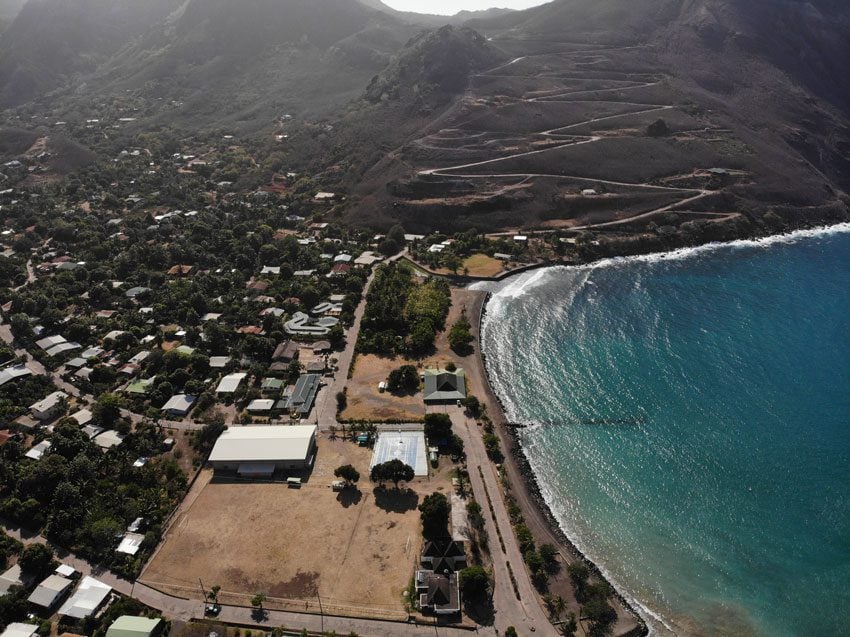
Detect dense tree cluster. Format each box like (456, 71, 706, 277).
(358, 263, 450, 356)
(0, 422, 185, 578)
(418, 491, 450, 541)
(387, 364, 418, 393)
(448, 310, 473, 355)
(369, 459, 414, 488)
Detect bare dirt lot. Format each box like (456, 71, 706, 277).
(142, 437, 444, 619)
(341, 354, 425, 423)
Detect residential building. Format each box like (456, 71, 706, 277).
(106, 617, 162, 637)
(30, 391, 68, 420)
(27, 575, 72, 609)
(423, 369, 467, 403)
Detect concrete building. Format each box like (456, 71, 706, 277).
(208, 425, 317, 477)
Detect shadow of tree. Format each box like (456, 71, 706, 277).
(336, 488, 363, 508)
(251, 607, 268, 622)
(372, 486, 419, 513)
(463, 595, 495, 626)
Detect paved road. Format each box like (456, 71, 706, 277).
(3, 519, 492, 637)
(438, 405, 559, 637)
(313, 249, 407, 429)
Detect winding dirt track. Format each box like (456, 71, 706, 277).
(416, 46, 721, 232)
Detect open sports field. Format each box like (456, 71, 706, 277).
(141, 439, 424, 619)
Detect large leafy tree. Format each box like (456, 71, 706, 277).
(418, 492, 450, 541)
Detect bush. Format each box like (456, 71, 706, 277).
(387, 365, 418, 393)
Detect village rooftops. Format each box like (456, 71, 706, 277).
(125, 287, 151, 298)
(1, 624, 39, 637)
(285, 374, 321, 416)
(70, 409, 93, 426)
(30, 391, 68, 419)
(126, 377, 155, 394)
(208, 356, 231, 369)
(285, 312, 338, 336)
(94, 430, 125, 450)
(209, 425, 318, 465)
(0, 564, 23, 596)
(116, 533, 145, 555)
(247, 399, 275, 413)
(25, 440, 51, 460)
(105, 616, 162, 637)
(161, 394, 196, 416)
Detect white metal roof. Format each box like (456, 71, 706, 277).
(58, 576, 112, 618)
(116, 533, 145, 555)
(30, 391, 68, 412)
(55, 564, 76, 577)
(25, 440, 51, 460)
(1, 623, 39, 637)
(209, 425, 317, 464)
(27, 575, 72, 607)
(0, 364, 33, 387)
(162, 394, 195, 413)
(216, 372, 246, 393)
(246, 399, 275, 412)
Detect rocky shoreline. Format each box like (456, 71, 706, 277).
(472, 292, 649, 637)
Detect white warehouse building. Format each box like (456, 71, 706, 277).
(208, 425, 317, 477)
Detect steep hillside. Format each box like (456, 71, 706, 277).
(365, 25, 506, 107)
(0, 0, 184, 108)
(79, 0, 418, 127)
(357, 0, 514, 26)
(336, 0, 849, 233)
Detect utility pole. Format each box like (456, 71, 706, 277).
(317, 590, 324, 633)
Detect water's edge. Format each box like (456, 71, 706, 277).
(474, 220, 850, 636)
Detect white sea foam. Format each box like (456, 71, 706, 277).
(573, 221, 850, 271)
(525, 445, 679, 637)
(480, 222, 850, 636)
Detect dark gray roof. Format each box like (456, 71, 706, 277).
(285, 374, 321, 416)
(423, 370, 466, 403)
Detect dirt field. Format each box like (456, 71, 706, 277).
(462, 254, 505, 278)
(341, 354, 425, 422)
(142, 438, 437, 618)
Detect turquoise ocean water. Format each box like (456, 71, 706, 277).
(477, 225, 850, 637)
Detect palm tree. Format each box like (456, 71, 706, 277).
(554, 595, 567, 619)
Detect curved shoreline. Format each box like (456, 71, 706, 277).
(468, 289, 650, 636)
(467, 219, 850, 637)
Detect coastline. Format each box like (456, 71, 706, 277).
(463, 218, 850, 637)
(464, 288, 649, 637)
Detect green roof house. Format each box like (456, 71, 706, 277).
(126, 376, 156, 395)
(106, 616, 162, 637)
(423, 368, 466, 403)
